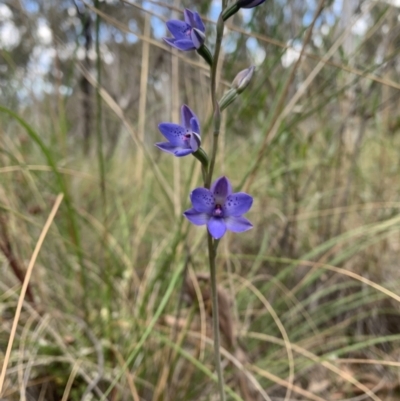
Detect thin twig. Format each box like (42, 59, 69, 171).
(0, 193, 64, 396)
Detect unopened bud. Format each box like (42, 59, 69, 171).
(237, 0, 266, 9)
(222, 0, 266, 21)
(231, 65, 255, 94)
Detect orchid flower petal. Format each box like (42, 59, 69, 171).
(184, 208, 210, 225)
(158, 123, 186, 146)
(224, 193, 253, 217)
(166, 20, 191, 39)
(190, 116, 200, 135)
(181, 104, 196, 130)
(225, 216, 253, 232)
(174, 148, 195, 157)
(155, 142, 192, 156)
(184, 9, 205, 32)
(190, 188, 215, 213)
(211, 176, 232, 204)
(183, 9, 193, 24)
(155, 142, 183, 155)
(207, 217, 227, 239)
(164, 38, 195, 51)
(193, 12, 205, 32)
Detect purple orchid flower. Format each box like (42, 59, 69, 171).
(156, 105, 201, 157)
(237, 0, 266, 8)
(164, 9, 206, 51)
(184, 176, 253, 239)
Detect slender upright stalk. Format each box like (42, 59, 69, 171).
(207, 233, 225, 401)
(206, 8, 226, 401)
(95, 1, 106, 204)
(95, 0, 111, 335)
(207, 13, 225, 188)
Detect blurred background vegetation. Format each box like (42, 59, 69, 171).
(2, 0, 400, 399)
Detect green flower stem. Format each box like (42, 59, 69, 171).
(95, 0, 112, 338)
(197, 44, 214, 67)
(207, 233, 225, 401)
(192, 147, 209, 183)
(207, 108, 221, 188)
(203, 6, 227, 401)
(207, 12, 225, 189)
(201, 165, 208, 184)
(205, 9, 226, 401)
(193, 147, 209, 169)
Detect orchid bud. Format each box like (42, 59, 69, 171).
(231, 65, 255, 94)
(222, 0, 266, 20)
(237, 0, 266, 8)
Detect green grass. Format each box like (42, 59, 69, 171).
(2, 1, 400, 400)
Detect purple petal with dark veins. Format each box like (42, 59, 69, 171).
(184, 9, 206, 32)
(225, 216, 253, 232)
(183, 9, 195, 27)
(163, 37, 195, 51)
(211, 176, 232, 204)
(190, 117, 200, 135)
(171, 38, 196, 51)
(155, 142, 183, 155)
(158, 123, 186, 145)
(224, 193, 253, 217)
(207, 217, 227, 239)
(181, 105, 196, 130)
(184, 208, 210, 225)
(193, 12, 205, 32)
(155, 140, 193, 157)
(190, 188, 214, 213)
(166, 20, 191, 39)
(174, 148, 194, 157)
